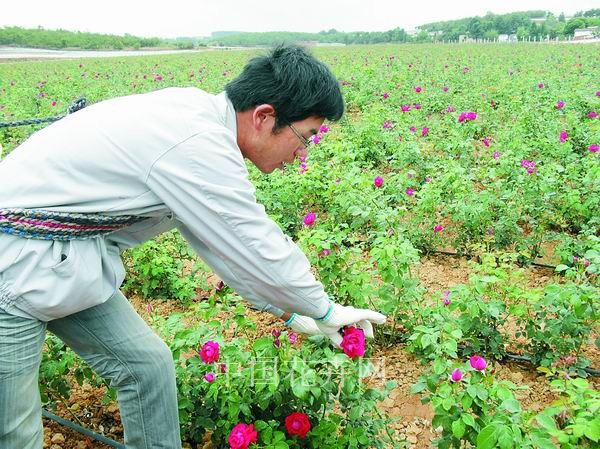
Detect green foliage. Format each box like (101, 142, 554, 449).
(39, 334, 114, 408)
(153, 296, 401, 448)
(0, 26, 163, 50)
(122, 230, 205, 304)
(413, 359, 599, 449)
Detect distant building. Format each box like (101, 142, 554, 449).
(531, 18, 547, 25)
(458, 35, 475, 43)
(406, 29, 419, 36)
(498, 34, 517, 42)
(573, 27, 599, 40)
(297, 40, 318, 46)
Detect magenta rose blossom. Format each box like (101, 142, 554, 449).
(450, 368, 463, 382)
(589, 144, 598, 153)
(204, 373, 215, 383)
(288, 332, 297, 344)
(303, 212, 316, 226)
(406, 187, 415, 196)
(556, 100, 565, 109)
(373, 176, 384, 188)
(200, 341, 220, 363)
(588, 111, 598, 119)
(341, 326, 366, 359)
(228, 423, 258, 449)
(443, 291, 451, 306)
(434, 224, 444, 233)
(469, 355, 487, 371)
(559, 130, 568, 143)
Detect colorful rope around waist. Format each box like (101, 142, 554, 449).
(0, 208, 146, 241)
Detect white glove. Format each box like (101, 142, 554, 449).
(315, 303, 386, 347)
(284, 314, 323, 336)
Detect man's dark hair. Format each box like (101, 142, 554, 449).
(225, 45, 344, 130)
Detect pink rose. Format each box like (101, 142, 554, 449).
(204, 373, 215, 382)
(450, 368, 463, 382)
(469, 355, 487, 371)
(559, 131, 568, 143)
(228, 423, 258, 449)
(200, 341, 220, 363)
(303, 212, 316, 226)
(373, 176, 384, 188)
(341, 326, 366, 359)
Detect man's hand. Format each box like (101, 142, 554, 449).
(315, 303, 386, 347)
(285, 314, 323, 336)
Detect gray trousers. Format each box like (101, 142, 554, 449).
(0, 290, 181, 449)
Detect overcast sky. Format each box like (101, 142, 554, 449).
(1, 0, 598, 38)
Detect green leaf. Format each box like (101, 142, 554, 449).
(462, 413, 476, 428)
(531, 433, 557, 449)
(497, 427, 513, 449)
(349, 406, 361, 421)
(536, 414, 557, 431)
(442, 397, 454, 411)
(452, 418, 466, 438)
(292, 381, 309, 400)
(555, 264, 570, 272)
(584, 418, 599, 442)
(410, 382, 426, 394)
(252, 337, 275, 352)
(477, 424, 499, 449)
(501, 399, 521, 413)
(462, 394, 473, 410)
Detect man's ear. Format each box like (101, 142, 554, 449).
(252, 104, 276, 130)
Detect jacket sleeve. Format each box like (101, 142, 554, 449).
(145, 130, 330, 319)
(177, 223, 285, 318)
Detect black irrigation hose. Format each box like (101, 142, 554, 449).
(42, 409, 125, 448)
(429, 249, 559, 270)
(381, 331, 600, 376)
(0, 97, 87, 129)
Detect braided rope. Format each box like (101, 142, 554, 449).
(0, 97, 87, 129)
(0, 208, 146, 241)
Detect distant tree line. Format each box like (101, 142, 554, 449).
(419, 9, 600, 41)
(0, 26, 163, 50)
(1, 9, 599, 51)
(206, 28, 411, 46)
(209, 10, 600, 46)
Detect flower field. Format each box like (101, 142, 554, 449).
(0, 43, 599, 448)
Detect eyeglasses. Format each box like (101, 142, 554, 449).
(288, 124, 314, 148)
